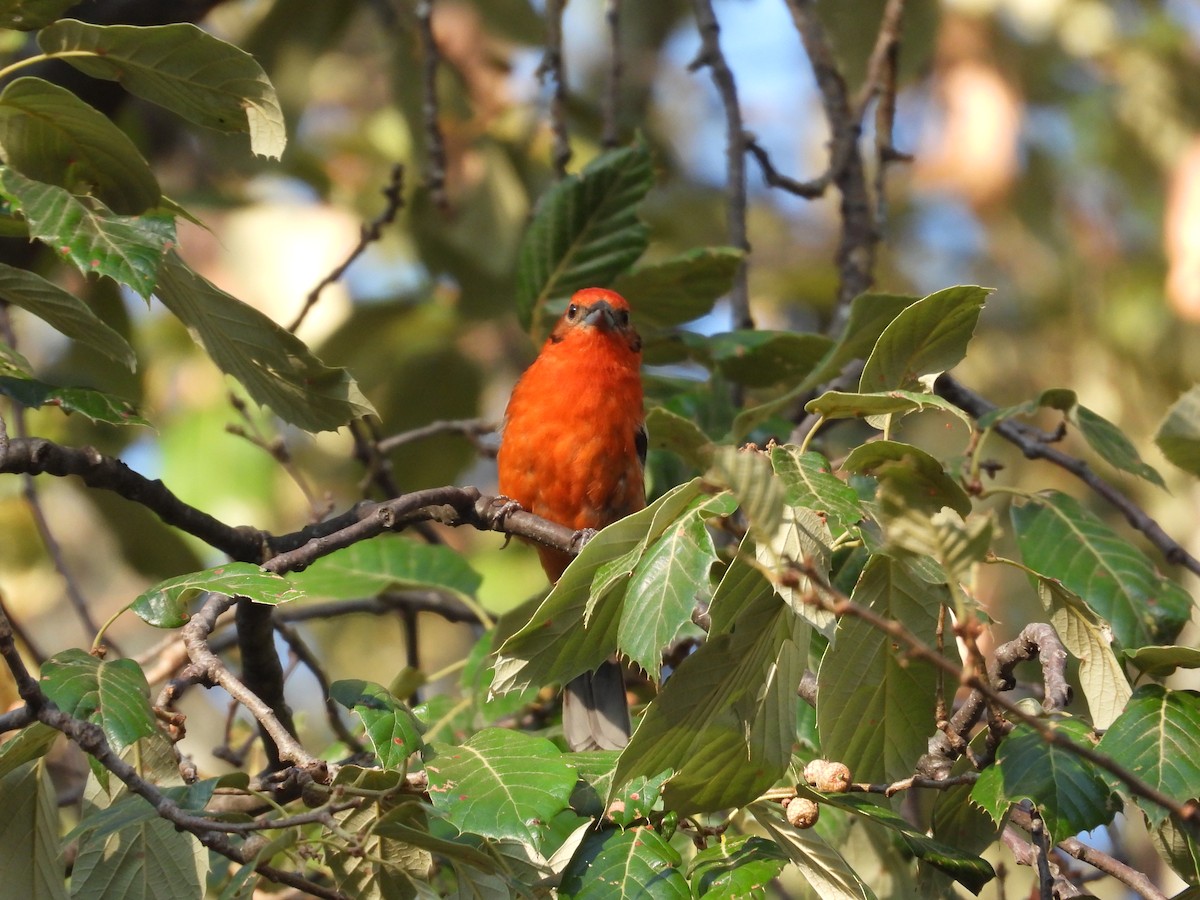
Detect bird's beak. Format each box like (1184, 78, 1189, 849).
(582, 300, 619, 330)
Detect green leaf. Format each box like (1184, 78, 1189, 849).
(971, 719, 1119, 844)
(330, 680, 424, 769)
(1074, 405, 1165, 489)
(0, 166, 174, 297)
(423, 728, 576, 850)
(878, 505, 991, 585)
(612, 246, 743, 330)
(842, 439, 972, 517)
(1150, 815, 1200, 887)
(816, 293, 921, 383)
(0, 77, 159, 214)
(493, 480, 708, 695)
(756, 504, 835, 634)
(1096, 685, 1200, 827)
(0, 760, 67, 900)
(1035, 577, 1130, 730)
(328, 802, 431, 899)
(0, 0, 77, 29)
(64, 779, 219, 844)
(931, 767, 1001, 859)
(770, 445, 863, 535)
(290, 538, 481, 601)
(0, 340, 32, 375)
(805, 389, 972, 429)
(373, 803, 500, 874)
(750, 802, 875, 900)
(515, 138, 653, 337)
(38, 20, 286, 159)
(612, 556, 802, 816)
(71, 807, 208, 900)
(976, 387, 1077, 429)
(821, 793, 995, 894)
(153, 253, 375, 432)
(560, 826, 688, 899)
(1124, 645, 1200, 678)
(859, 285, 991, 393)
(0, 263, 134, 368)
(818, 556, 951, 784)
(708, 445, 786, 543)
(132, 562, 303, 628)
(729, 293, 922, 437)
(39, 650, 156, 752)
(0, 724, 58, 780)
(1156, 384, 1200, 477)
(644, 405, 714, 470)
(617, 501, 721, 677)
(0, 375, 148, 426)
(1011, 491, 1194, 648)
(688, 834, 789, 898)
(691, 330, 834, 388)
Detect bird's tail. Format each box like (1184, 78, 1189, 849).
(562, 661, 631, 751)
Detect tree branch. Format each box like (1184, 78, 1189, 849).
(275, 620, 364, 753)
(538, 0, 572, 177)
(0, 602, 348, 900)
(415, 0, 447, 208)
(689, 0, 752, 330)
(0, 436, 266, 561)
(935, 374, 1200, 578)
(602, 0, 623, 148)
(783, 0, 877, 309)
(793, 558, 1200, 827)
(1008, 805, 1169, 900)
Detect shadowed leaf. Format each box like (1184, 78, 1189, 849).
(39, 20, 286, 158)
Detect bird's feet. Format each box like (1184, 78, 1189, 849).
(569, 527, 598, 556)
(489, 495, 524, 547)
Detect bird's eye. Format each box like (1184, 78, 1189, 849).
(567, 303, 579, 320)
(616, 309, 630, 326)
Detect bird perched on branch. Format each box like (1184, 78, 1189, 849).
(497, 287, 646, 751)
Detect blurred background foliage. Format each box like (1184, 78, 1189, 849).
(2, 0, 1199, 821)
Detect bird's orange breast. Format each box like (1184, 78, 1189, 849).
(497, 327, 645, 580)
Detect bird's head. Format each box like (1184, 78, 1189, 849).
(548, 288, 642, 355)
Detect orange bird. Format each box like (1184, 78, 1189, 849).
(497, 287, 646, 751)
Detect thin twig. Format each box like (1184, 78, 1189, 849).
(376, 417, 495, 456)
(602, 0, 623, 148)
(226, 393, 332, 522)
(935, 374, 1200, 578)
(0, 304, 107, 646)
(744, 135, 829, 198)
(1009, 806, 1168, 900)
(793, 558, 1200, 827)
(415, 0, 448, 208)
(274, 620, 364, 753)
(288, 164, 406, 333)
(851, 0, 909, 118)
(350, 417, 445, 546)
(783, 0, 876, 310)
(0, 605, 348, 900)
(0, 590, 45, 664)
(689, 0, 752, 330)
(1028, 806, 1055, 899)
(919, 622, 1069, 778)
(857, 0, 910, 236)
(538, 0, 572, 177)
(176, 593, 325, 775)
